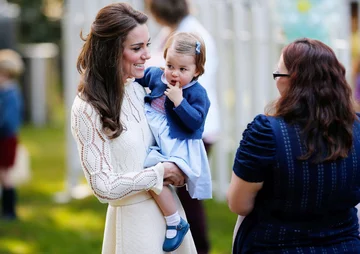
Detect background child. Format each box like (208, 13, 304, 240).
(136, 32, 212, 252)
(0, 49, 24, 220)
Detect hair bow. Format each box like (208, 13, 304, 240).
(195, 41, 201, 55)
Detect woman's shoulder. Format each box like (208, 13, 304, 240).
(71, 94, 96, 116)
(241, 114, 275, 146)
(247, 114, 273, 132)
(233, 114, 276, 181)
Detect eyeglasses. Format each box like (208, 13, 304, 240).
(273, 71, 290, 80)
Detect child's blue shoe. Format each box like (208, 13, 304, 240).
(162, 218, 190, 252)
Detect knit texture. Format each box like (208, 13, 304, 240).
(71, 80, 165, 200)
(71, 81, 196, 253)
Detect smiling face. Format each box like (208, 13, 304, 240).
(164, 47, 199, 87)
(275, 54, 290, 96)
(121, 24, 151, 82)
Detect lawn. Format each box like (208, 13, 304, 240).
(0, 121, 237, 254)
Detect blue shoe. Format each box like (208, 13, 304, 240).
(163, 218, 190, 252)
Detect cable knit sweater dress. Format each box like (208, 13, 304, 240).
(71, 80, 196, 254)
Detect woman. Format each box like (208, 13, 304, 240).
(227, 38, 360, 253)
(71, 3, 196, 253)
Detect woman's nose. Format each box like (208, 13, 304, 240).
(142, 48, 151, 60)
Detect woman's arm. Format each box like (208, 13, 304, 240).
(227, 115, 275, 216)
(227, 172, 263, 216)
(71, 97, 165, 203)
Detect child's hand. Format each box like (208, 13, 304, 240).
(164, 82, 183, 107)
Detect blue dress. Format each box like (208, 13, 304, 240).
(233, 114, 360, 253)
(143, 95, 212, 200)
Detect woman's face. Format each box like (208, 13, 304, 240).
(122, 24, 151, 82)
(275, 54, 290, 96)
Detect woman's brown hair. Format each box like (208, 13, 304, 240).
(269, 38, 356, 163)
(77, 3, 148, 139)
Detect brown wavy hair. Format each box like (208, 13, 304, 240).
(77, 3, 148, 139)
(268, 38, 356, 163)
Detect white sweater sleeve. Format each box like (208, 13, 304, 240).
(71, 96, 164, 203)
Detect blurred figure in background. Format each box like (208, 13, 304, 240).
(0, 49, 24, 220)
(145, 0, 221, 253)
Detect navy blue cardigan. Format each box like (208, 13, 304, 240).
(136, 67, 210, 140)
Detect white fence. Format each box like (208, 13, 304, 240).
(63, 0, 351, 200)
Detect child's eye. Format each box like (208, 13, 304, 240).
(180, 68, 187, 72)
(166, 65, 173, 69)
(146, 42, 151, 47)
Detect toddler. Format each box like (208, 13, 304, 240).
(137, 32, 212, 252)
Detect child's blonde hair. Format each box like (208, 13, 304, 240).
(0, 49, 24, 79)
(163, 32, 206, 79)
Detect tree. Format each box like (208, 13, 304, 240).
(8, 0, 62, 44)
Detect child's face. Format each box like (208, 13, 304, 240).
(164, 47, 199, 87)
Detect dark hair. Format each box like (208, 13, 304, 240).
(163, 32, 206, 79)
(149, 0, 189, 26)
(77, 3, 148, 139)
(269, 38, 356, 163)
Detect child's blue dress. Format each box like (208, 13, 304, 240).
(143, 80, 212, 200)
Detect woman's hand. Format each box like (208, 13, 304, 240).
(162, 162, 186, 186)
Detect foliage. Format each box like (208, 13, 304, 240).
(7, 0, 62, 43)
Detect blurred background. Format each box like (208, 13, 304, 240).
(0, 0, 359, 253)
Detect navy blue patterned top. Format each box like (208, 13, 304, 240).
(233, 114, 360, 253)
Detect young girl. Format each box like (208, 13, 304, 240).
(136, 32, 212, 252)
(0, 49, 24, 220)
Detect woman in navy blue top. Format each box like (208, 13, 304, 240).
(227, 38, 360, 253)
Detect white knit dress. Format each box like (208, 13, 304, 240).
(71, 80, 197, 254)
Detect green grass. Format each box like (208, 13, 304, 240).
(0, 121, 236, 254)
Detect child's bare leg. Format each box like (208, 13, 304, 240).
(150, 186, 177, 216)
(150, 186, 183, 239)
